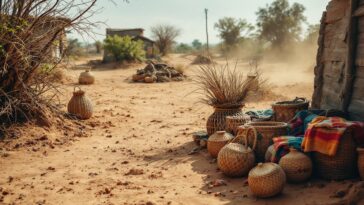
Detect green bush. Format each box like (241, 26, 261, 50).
(104, 35, 145, 62)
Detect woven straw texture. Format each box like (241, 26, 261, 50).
(217, 127, 256, 177)
(279, 149, 312, 183)
(248, 163, 286, 198)
(207, 131, 234, 158)
(79, 70, 95, 85)
(225, 115, 251, 135)
(314, 130, 357, 180)
(244, 122, 288, 162)
(272, 98, 309, 122)
(68, 88, 93, 120)
(206, 107, 244, 136)
(357, 148, 364, 180)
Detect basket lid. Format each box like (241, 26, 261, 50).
(224, 143, 252, 153)
(208, 131, 234, 142)
(249, 163, 282, 178)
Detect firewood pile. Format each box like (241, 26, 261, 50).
(132, 62, 185, 83)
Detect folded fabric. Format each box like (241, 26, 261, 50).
(245, 109, 273, 121)
(270, 136, 303, 163)
(288, 110, 328, 137)
(302, 116, 364, 156)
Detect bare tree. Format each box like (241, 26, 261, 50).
(151, 24, 181, 56)
(0, 0, 98, 126)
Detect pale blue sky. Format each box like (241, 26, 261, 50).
(70, 0, 329, 44)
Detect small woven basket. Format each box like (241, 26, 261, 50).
(279, 148, 312, 183)
(248, 163, 286, 198)
(313, 130, 357, 180)
(206, 106, 244, 136)
(217, 126, 257, 177)
(272, 97, 309, 122)
(207, 131, 234, 158)
(67, 87, 93, 120)
(243, 122, 288, 162)
(358, 148, 364, 180)
(225, 115, 251, 135)
(79, 69, 95, 85)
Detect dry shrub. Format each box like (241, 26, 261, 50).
(192, 54, 213, 65)
(0, 1, 97, 127)
(194, 62, 261, 108)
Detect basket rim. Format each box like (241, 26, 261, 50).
(245, 121, 288, 129)
(272, 100, 309, 108)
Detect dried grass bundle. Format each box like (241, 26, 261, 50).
(194, 62, 258, 108)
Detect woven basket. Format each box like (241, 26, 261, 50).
(206, 106, 244, 136)
(358, 148, 364, 180)
(279, 148, 312, 183)
(248, 163, 286, 198)
(67, 87, 93, 120)
(313, 130, 357, 180)
(79, 69, 95, 85)
(243, 122, 288, 162)
(225, 115, 251, 135)
(272, 98, 309, 122)
(207, 131, 234, 158)
(217, 126, 257, 177)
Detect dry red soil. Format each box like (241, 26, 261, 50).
(0, 54, 361, 205)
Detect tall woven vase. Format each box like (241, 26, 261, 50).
(206, 106, 244, 136)
(67, 87, 93, 120)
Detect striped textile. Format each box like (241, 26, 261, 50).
(302, 116, 364, 156)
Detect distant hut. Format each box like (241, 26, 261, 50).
(312, 0, 364, 120)
(103, 28, 155, 62)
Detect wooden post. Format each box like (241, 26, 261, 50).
(342, 0, 359, 113)
(205, 8, 209, 54)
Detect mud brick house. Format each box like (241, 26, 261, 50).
(103, 28, 155, 62)
(312, 0, 364, 120)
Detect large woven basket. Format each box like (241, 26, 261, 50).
(206, 106, 244, 136)
(313, 130, 357, 180)
(207, 131, 234, 158)
(358, 148, 364, 180)
(248, 163, 286, 198)
(225, 115, 251, 135)
(243, 122, 288, 162)
(217, 126, 257, 177)
(272, 98, 309, 122)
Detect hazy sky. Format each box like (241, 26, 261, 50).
(70, 0, 329, 44)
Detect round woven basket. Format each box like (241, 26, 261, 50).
(313, 130, 357, 180)
(207, 131, 234, 158)
(243, 122, 288, 162)
(225, 115, 251, 135)
(272, 98, 309, 122)
(217, 126, 257, 177)
(206, 106, 244, 136)
(358, 148, 364, 180)
(67, 87, 93, 120)
(279, 148, 312, 183)
(79, 69, 95, 85)
(248, 163, 286, 198)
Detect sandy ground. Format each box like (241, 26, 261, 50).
(0, 54, 360, 205)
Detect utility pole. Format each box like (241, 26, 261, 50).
(205, 8, 209, 53)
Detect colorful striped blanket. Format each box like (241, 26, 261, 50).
(302, 116, 364, 156)
(270, 136, 303, 163)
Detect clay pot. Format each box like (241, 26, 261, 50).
(144, 76, 156, 83)
(279, 148, 312, 183)
(358, 148, 364, 180)
(217, 126, 257, 177)
(207, 131, 234, 158)
(248, 163, 286, 198)
(78, 69, 95, 85)
(132, 74, 145, 82)
(67, 87, 93, 120)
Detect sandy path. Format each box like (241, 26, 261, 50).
(0, 55, 349, 205)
